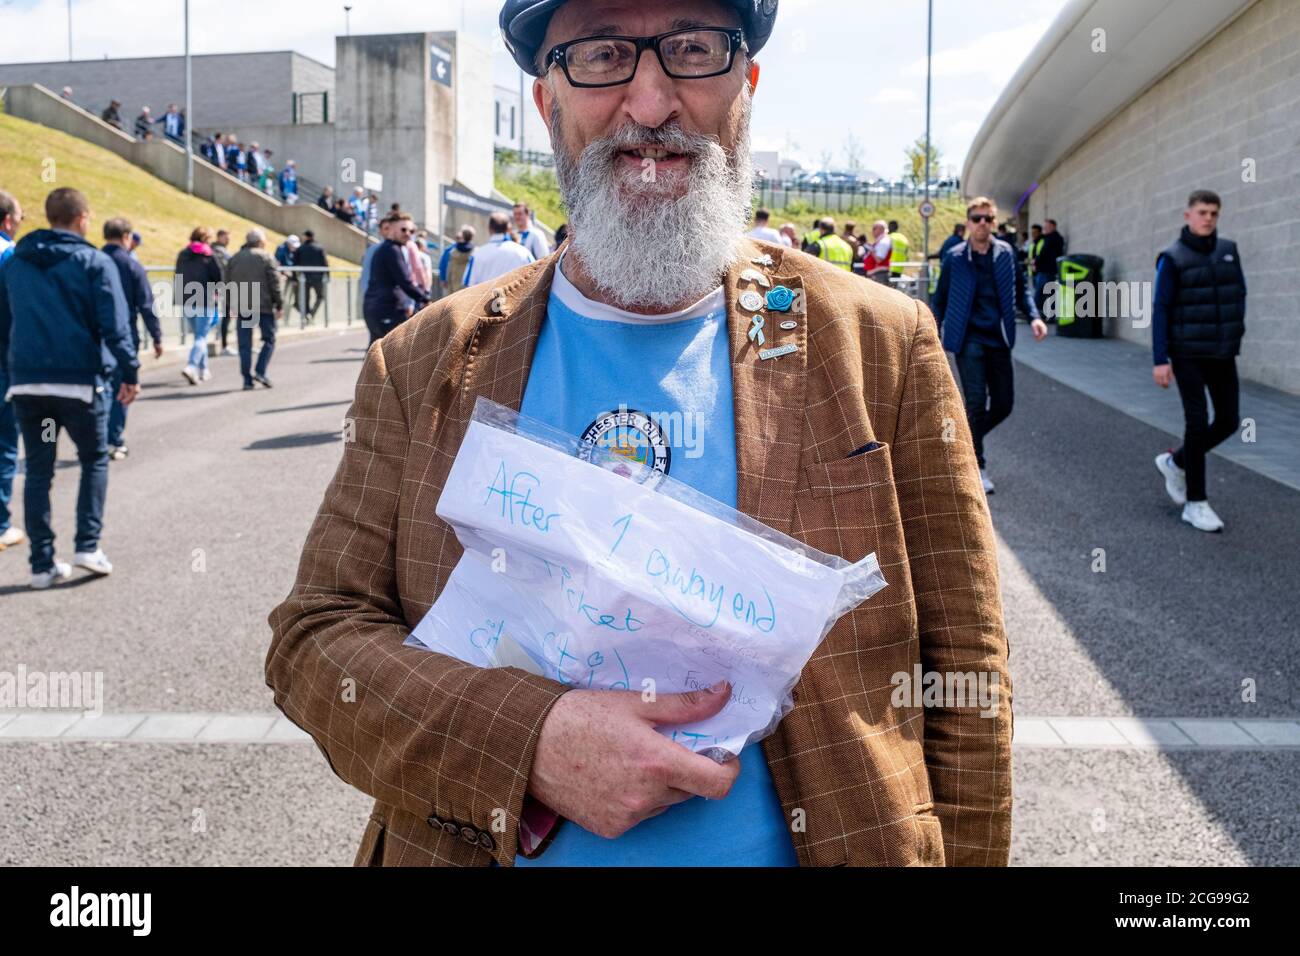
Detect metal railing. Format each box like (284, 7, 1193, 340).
(142, 265, 365, 343)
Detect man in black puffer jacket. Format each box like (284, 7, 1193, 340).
(1151, 189, 1246, 533)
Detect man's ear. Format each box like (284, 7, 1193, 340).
(533, 77, 553, 135)
(748, 61, 761, 94)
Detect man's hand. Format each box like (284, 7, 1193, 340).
(152, 341, 165, 359)
(528, 682, 741, 839)
(274, 307, 283, 322)
(1030, 318, 1048, 342)
(1153, 363, 1173, 388)
(116, 382, 141, 406)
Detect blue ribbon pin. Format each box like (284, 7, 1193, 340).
(748, 314, 766, 347)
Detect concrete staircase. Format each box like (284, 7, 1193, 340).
(1, 83, 370, 263)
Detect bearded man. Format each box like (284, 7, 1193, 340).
(266, 0, 1012, 867)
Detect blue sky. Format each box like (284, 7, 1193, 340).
(0, 0, 1067, 176)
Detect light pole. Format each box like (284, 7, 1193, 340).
(184, 0, 193, 194)
(344, 5, 352, 37)
(67, 0, 73, 60)
(921, 0, 933, 302)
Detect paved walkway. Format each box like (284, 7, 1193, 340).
(1014, 333, 1300, 493)
(4, 710, 1298, 750)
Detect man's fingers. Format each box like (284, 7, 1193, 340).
(664, 748, 741, 801)
(634, 682, 731, 725)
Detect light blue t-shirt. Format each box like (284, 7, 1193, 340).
(512, 260, 796, 867)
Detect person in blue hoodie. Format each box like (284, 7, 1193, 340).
(101, 217, 164, 460)
(0, 188, 140, 589)
(932, 196, 1047, 495)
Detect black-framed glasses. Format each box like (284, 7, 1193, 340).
(546, 28, 746, 88)
(968, 213, 996, 224)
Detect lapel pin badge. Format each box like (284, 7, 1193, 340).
(738, 290, 766, 313)
(779, 320, 798, 331)
(739, 268, 772, 288)
(765, 286, 795, 313)
(759, 343, 798, 361)
(751, 254, 775, 268)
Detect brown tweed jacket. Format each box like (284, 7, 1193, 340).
(266, 239, 1013, 867)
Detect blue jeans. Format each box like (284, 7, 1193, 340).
(0, 370, 18, 534)
(954, 337, 1015, 470)
(187, 308, 215, 371)
(237, 313, 277, 384)
(13, 387, 110, 572)
(108, 361, 129, 447)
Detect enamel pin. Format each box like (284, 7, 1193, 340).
(739, 268, 772, 288)
(759, 343, 798, 361)
(738, 290, 766, 313)
(751, 254, 775, 268)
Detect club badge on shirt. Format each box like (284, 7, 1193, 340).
(578, 406, 671, 486)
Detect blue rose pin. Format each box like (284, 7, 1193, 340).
(765, 286, 796, 313)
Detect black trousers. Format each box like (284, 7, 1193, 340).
(954, 337, 1014, 469)
(1171, 356, 1239, 502)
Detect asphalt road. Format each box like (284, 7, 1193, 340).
(0, 331, 1295, 865)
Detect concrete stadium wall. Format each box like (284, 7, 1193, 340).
(2, 84, 369, 263)
(0, 51, 330, 128)
(1028, 0, 1299, 393)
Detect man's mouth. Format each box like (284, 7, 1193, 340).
(619, 146, 689, 166)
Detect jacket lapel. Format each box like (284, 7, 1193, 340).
(726, 241, 809, 535)
(456, 256, 560, 417)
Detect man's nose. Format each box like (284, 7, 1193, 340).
(620, 47, 682, 130)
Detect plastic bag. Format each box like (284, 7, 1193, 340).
(405, 397, 888, 760)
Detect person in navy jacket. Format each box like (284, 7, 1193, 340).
(932, 196, 1047, 494)
(101, 217, 163, 459)
(0, 188, 139, 587)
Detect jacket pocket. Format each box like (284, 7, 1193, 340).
(803, 443, 893, 498)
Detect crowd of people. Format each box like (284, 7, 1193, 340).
(357, 201, 556, 343)
(0, 165, 1244, 596)
(197, 132, 300, 203)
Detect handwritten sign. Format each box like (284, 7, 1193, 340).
(406, 413, 886, 757)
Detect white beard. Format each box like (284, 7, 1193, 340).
(552, 97, 753, 312)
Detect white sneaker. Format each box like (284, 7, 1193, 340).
(980, 468, 995, 494)
(31, 561, 72, 589)
(1181, 501, 1224, 533)
(200, 367, 212, 382)
(0, 526, 26, 550)
(182, 365, 199, 385)
(221, 346, 236, 356)
(1155, 452, 1187, 505)
(74, 548, 114, 575)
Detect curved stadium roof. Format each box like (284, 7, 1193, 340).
(962, 0, 1258, 215)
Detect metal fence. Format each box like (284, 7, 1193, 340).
(143, 265, 364, 343)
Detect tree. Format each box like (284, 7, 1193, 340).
(841, 132, 864, 175)
(817, 147, 834, 173)
(903, 137, 943, 186)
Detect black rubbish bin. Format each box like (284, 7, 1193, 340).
(1055, 254, 1105, 338)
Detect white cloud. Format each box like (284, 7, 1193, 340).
(869, 87, 919, 105)
(901, 19, 1053, 86)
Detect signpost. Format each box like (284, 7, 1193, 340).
(918, 198, 935, 220)
(430, 41, 453, 88)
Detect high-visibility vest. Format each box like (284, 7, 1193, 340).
(1029, 237, 1044, 275)
(888, 232, 910, 275)
(816, 233, 854, 270)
